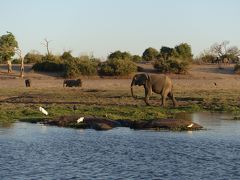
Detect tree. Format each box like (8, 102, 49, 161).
(108, 50, 132, 60)
(42, 38, 51, 55)
(227, 46, 240, 62)
(142, 47, 159, 61)
(210, 41, 240, 61)
(160, 46, 174, 60)
(0, 32, 18, 73)
(132, 55, 142, 62)
(15, 48, 24, 78)
(24, 51, 43, 63)
(210, 41, 229, 58)
(173, 43, 193, 61)
(99, 59, 137, 76)
(61, 50, 73, 60)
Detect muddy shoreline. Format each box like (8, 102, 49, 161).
(20, 115, 203, 131)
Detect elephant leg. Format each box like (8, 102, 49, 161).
(168, 91, 178, 107)
(162, 89, 171, 107)
(162, 95, 166, 107)
(160, 95, 163, 106)
(144, 88, 151, 106)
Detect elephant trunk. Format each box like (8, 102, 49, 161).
(131, 80, 135, 99)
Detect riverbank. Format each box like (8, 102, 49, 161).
(0, 87, 240, 124)
(0, 64, 240, 125)
(18, 115, 203, 131)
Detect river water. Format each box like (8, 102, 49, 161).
(1, 113, 240, 180)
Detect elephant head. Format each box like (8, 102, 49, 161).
(131, 73, 150, 98)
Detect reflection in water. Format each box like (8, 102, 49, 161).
(1, 113, 240, 179)
(174, 112, 193, 121)
(0, 122, 13, 128)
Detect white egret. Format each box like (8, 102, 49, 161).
(77, 117, 84, 123)
(39, 107, 48, 116)
(187, 123, 194, 128)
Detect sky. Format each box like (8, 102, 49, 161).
(0, 0, 240, 58)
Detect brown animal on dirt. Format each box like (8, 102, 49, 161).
(131, 73, 177, 107)
(222, 57, 230, 66)
(63, 79, 82, 87)
(25, 79, 31, 87)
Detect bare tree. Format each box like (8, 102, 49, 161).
(15, 48, 24, 78)
(210, 41, 230, 57)
(210, 41, 240, 65)
(42, 38, 51, 55)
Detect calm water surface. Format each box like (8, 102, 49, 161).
(1, 113, 240, 180)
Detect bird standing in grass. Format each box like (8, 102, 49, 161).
(39, 107, 48, 115)
(73, 105, 77, 113)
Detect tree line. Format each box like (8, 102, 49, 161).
(0, 32, 239, 77)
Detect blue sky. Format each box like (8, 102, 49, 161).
(1, 0, 240, 58)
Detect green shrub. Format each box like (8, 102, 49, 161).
(77, 59, 98, 76)
(153, 58, 189, 74)
(63, 58, 98, 78)
(108, 51, 132, 60)
(61, 51, 73, 60)
(198, 54, 216, 64)
(12, 58, 20, 64)
(99, 58, 137, 76)
(42, 54, 62, 63)
(234, 63, 240, 74)
(64, 59, 80, 78)
(32, 61, 65, 72)
(132, 55, 142, 62)
(24, 53, 44, 64)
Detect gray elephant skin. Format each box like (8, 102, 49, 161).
(63, 79, 82, 87)
(131, 73, 177, 107)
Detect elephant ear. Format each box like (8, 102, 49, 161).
(144, 73, 152, 89)
(136, 73, 149, 85)
(144, 73, 150, 83)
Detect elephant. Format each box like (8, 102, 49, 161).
(63, 79, 82, 87)
(131, 73, 177, 107)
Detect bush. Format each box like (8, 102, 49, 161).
(32, 61, 65, 72)
(108, 51, 132, 60)
(12, 58, 20, 64)
(42, 54, 62, 63)
(132, 55, 142, 62)
(63, 58, 98, 78)
(32, 54, 99, 78)
(234, 63, 240, 74)
(76, 59, 98, 76)
(198, 54, 216, 64)
(142, 47, 159, 61)
(153, 58, 189, 74)
(24, 52, 44, 64)
(99, 58, 137, 76)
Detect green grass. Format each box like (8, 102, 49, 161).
(0, 87, 240, 124)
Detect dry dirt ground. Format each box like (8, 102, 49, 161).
(0, 63, 240, 92)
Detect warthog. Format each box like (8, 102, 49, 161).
(25, 79, 31, 87)
(63, 79, 82, 87)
